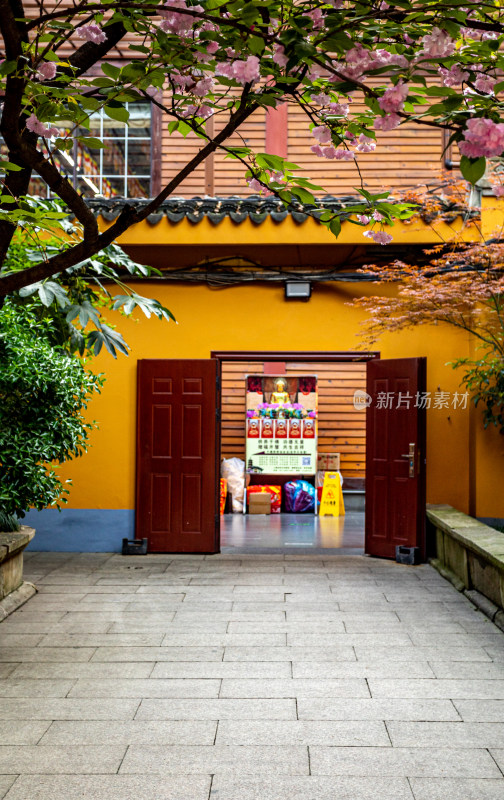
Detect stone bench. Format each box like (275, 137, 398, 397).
(0, 527, 37, 621)
(427, 504, 504, 629)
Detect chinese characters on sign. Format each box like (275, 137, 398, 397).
(246, 375, 317, 475)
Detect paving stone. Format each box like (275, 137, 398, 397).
(68, 678, 220, 698)
(209, 775, 415, 800)
(292, 661, 435, 679)
(136, 699, 297, 719)
(0, 746, 126, 774)
(38, 633, 165, 647)
(10, 662, 154, 679)
(224, 646, 356, 661)
(120, 744, 309, 775)
(3, 774, 212, 800)
(0, 648, 96, 662)
(388, 721, 504, 748)
(408, 778, 504, 799)
(369, 679, 504, 699)
(37, 585, 138, 594)
(0, 634, 44, 647)
(38, 719, 216, 745)
(309, 746, 501, 777)
(354, 646, 493, 662)
(0, 720, 51, 744)
(0, 666, 17, 679)
(219, 679, 370, 698)
(91, 646, 224, 662)
(0, 777, 17, 799)
(0, 679, 75, 697)
(287, 633, 417, 647)
(0, 698, 140, 720)
(429, 661, 504, 679)
(161, 633, 286, 646)
(226, 621, 346, 632)
(151, 662, 292, 679)
(216, 719, 390, 746)
(297, 698, 460, 721)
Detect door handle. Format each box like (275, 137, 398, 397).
(400, 443, 416, 478)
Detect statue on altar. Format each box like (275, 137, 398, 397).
(271, 378, 290, 405)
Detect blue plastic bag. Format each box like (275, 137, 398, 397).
(285, 480, 315, 513)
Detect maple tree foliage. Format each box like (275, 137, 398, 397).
(353, 230, 504, 431)
(1, 0, 504, 295)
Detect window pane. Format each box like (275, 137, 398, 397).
(128, 103, 151, 137)
(102, 140, 126, 175)
(127, 139, 151, 176)
(102, 177, 127, 198)
(76, 176, 101, 197)
(29, 177, 50, 198)
(127, 177, 150, 198)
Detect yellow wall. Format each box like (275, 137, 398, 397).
(55, 277, 499, 517)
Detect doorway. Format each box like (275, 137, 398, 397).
(213, 350, 375, 554)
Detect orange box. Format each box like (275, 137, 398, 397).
(247, 485, 282, 514)
(317, 453, 340, 471)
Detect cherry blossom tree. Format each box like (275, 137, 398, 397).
(2, 0, 504, 297)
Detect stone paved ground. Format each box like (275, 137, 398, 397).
(0, 552, 504, 799)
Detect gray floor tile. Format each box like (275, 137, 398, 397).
(119, 744, 309, 775)
(0, 777, 17, 799)
(219, 678, 370, 698)
(91, 646, 224, 661)
(38, 719, 216, 745)
(0, 698, 140, 720)
(151, 662, 292, 679)
(3, 774, 211, 800)
(292, 661, 435, 679)
(216, 719, 390, 746)
(10, 662, 154, 679)
(38, 633, 165, 647)
(67, 678, 220, 698)
(0, 634, 44, 647)
(429, 661, 504, 679)
(0, 679, 75, 697)
(0, 648, 96, 662)
(224, 646, 356, 661)
(136, 699, 297, 719)
(408, 778, 504, 799)
(309, 746, 501, 777)
(0, 720, 51, 745)
(161, 633, 286, 646)
(354, 646, 493, 662)
(369, 679, 504, 699)
(297, 698, 460, 721)
(209, 775, 415, 800)
(0, 746, 125, 774)
(388, 721, 504, 748)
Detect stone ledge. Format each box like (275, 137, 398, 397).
(0, 581, 37, 622)
(0, 528, 35, 563)
(0, 526, 36, 606)
(427, 504, 504, 616)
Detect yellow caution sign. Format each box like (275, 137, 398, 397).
(319, 471, 345, 517)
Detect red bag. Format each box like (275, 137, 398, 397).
(247, 485, 282, 513)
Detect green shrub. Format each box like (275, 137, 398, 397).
(0, 299, 103, 528)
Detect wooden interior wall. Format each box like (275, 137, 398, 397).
(221, 359, 367, 480)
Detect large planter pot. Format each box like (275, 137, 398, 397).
(0, 526, 37, 621)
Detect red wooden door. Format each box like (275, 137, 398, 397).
(135, 359, 219, 553)
(365, 357, 426, 560)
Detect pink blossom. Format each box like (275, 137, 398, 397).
(217, 55, 260, 85)
(493, 186, 504, 197)
(312, 125, 331, 144)
(307, 8, 325, 29)
(206, 41, 219, 55)
(438, 65, 469, 87)
(310, 144, 324, 157)
(76, 22, 107, 44)
(374, 113, 401, 131)
(311, 144, 354, 160)
(192, 76, 214, 96)
(37, 61, 57, 81)
(159, 0, 203, 37)
(326, 0, 343, 7)
(307, 66, 322, 81)
(357, 214, 371, 224)
(378, 80, 408, 114)
(421, 27, 455, 58)
(474, 74, 496, 94)
(248, 178, 272, 195)
(181, 103, 212, 118)
(272, 44, 288, 68)
(333, 148, 355, 160)
(356, 134, 376, 153)
(25, 113, 59, 137)
(170, 71, 195, 89)
(403, 33, 413, 44)
(372, 211, 384, 221)
(326, 102, 348, 117)
(311, 93, 330, 106)
(363, 230, 393, 245)
(459, 117, 504, 158)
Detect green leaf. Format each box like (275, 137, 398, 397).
(460, 155, 486, 185)
(329, 218, 341, 237)
(0, 161, 23, 172)
(104, 105, 130, 123)
(101, 62, 121, 80)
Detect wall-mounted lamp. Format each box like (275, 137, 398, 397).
(284, 281, 311, 301)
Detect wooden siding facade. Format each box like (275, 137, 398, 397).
(221, 359, 367, 480)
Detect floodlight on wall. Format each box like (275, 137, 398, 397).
(284, 281, 311, 300)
